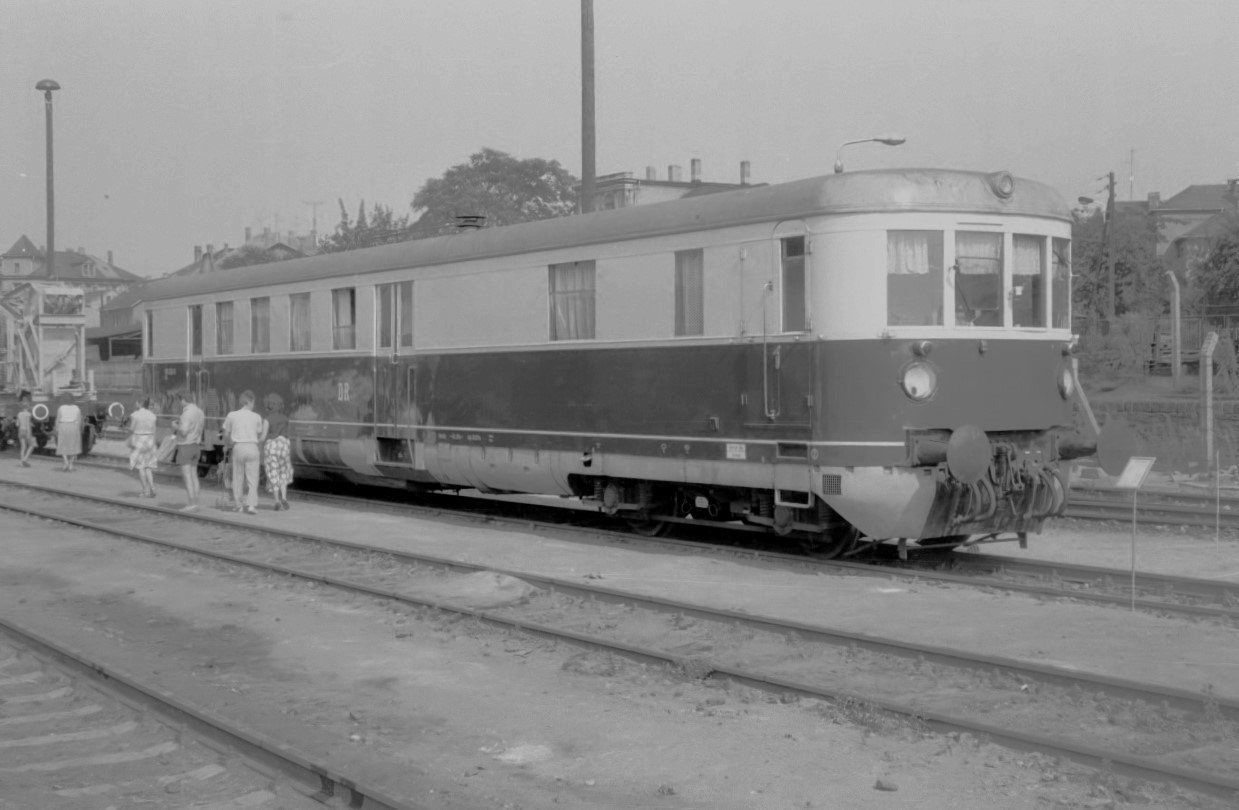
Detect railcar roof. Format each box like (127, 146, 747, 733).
(142, 168, 1069, 303)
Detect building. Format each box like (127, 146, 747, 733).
(0, 235, 142, 325)
(1150, 179, 1239, 270)
(587, 159, 759, 211)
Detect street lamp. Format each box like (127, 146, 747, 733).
(36, 79, 60, 280)
(833, 134, 906, 174)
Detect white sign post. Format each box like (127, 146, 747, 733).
(1113, 456, 1157, 612)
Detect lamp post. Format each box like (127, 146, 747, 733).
(833, 134, 906, 174)
(36, 79, 60, 280)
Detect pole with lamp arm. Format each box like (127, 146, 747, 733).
(833, 135, 906, 174)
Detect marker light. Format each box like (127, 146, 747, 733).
(32, 403, 49, 421)
(1058, 366, 1075, 400)
(900, 361, 938, 402)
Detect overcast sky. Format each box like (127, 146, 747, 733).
(2, 0, 1237, 277)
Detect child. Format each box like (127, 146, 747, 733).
(17, 398, 34, 467)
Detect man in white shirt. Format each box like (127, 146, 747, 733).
(222, 390, 267, 514)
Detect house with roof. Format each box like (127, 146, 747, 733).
(0, 235, 143, 324)
(1151, 180, 1239, 271)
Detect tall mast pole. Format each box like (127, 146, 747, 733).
(580, 0, 596, 213)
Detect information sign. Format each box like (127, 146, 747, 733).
(1113, 456, 1156, 491)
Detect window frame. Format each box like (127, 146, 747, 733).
(780, 236, 807, 332)
(189, 304, 203, 357)
(289, 292, 312, 352)
(674, 249, 704, 337)
(250, 296, 270, 354)
(215, 300, 234, 355)
(548, 260, 596, 341)
(332, 286, 357, 350)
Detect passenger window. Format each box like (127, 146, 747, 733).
(251, 297, 270, 353)
(954, 232, 1003, 327)
(675, 249, 704, 336)
(377, 281, 414, 350)
(215, 301, 234, 354)
(1052, 238, 1070, 329)
(887, 231, 944, 325)
(332, 287, 357, 350)
(289, 293, 311, 351)
(1013, 235, 1046, 327)
(549, 261, 595, 340)
(781, 237, 806, 332)
(189, 305, 203, 356)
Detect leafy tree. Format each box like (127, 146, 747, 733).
(218, 244, 295, 270)
(318, 199, 413, 253)
(1187, 213, 1239, 304)
(411, 148, 578, 233)
(1071, 205, 1167, 323)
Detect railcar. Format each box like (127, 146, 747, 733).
(135, 168, 1101, 555)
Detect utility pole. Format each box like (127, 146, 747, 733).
(304, 201, 324, 246)
(1104, 171, 1117, 320)
(580, 0, 596, 213)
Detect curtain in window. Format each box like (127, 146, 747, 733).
(887, 231, 944, 326)
(550, 262, 595, 340)
(675, 250, 704, 336)
(955, 232, 1002, 326)
(290, 293, 311, 351)
(955, 232, 1002, 273)
(251, 298, 270, 353)
(333, 288, 356, 349)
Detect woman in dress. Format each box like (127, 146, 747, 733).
(128, 397, 159, 498)
(262, 393, 293, 510)
(54, 396, 82, 472)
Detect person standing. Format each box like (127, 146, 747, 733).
(222, 390, 266, 514)
(173, 391, 206, 511)
(54, 396, 82, 472)
(16, 398, 34, 467)
(262, 393, 294, 511)
(127, 396, 159, 498)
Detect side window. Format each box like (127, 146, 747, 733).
(549, 261, 595, 340)
(887, 231, 944, 325)
(332, 287, 356, 350)
(1013, 235, 1046, 327)
(954, 232, 1003, 327)
(251, 297, 270, 353)
(189, 304, 202, 356)
(145, 310, 154, 358)
(674, 249, 704, 336)
(289, 293, 311, 351)
(215, 301, 234, 354)
(781, 236, 806, 332)
(377, 281, 414, 349)
(1052, 238, 1071, 329)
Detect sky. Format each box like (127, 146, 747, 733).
(2, 0, 1237, 278)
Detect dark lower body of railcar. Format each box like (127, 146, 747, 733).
(141, 336, 1082, 550)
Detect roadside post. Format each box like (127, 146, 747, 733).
(1113, 456, 1157, 612)
(1202, 331, 1219, 471)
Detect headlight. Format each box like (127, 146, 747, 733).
(899, 361, 937, 402)
(1058, 366, 1075, 399)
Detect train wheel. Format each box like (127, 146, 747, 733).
(625, 517, 670, 537)
(801, 526, 859, 559)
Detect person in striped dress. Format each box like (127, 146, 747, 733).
(127, 397, 159, 498)
(262, 393, 293, 511)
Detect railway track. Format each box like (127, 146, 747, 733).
(1, 479, 1238, 803)
(27, 450, 1239, 624)
(0, 612, 419, 809)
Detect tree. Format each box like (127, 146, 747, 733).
(318, 199, 413, 254)
(1071, 205, 1166, 323)
(1186, 213, 1239, 305)
(217, 244, 296, 270)
(411, 148, 578, 233)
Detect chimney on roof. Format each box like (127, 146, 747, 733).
(740, 161, 751, 186)
(194, 246, 202, 263)
(668, 164, 682, 183)
(646, 166, 657, 181)
(1147, 192, 1161, 210)
(690, 159, 702, 183)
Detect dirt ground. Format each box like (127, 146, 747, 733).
(2, 459, 1237, 808)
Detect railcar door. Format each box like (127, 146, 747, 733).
(743, 224, 816, 497)
(373, 281, 422, 468)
